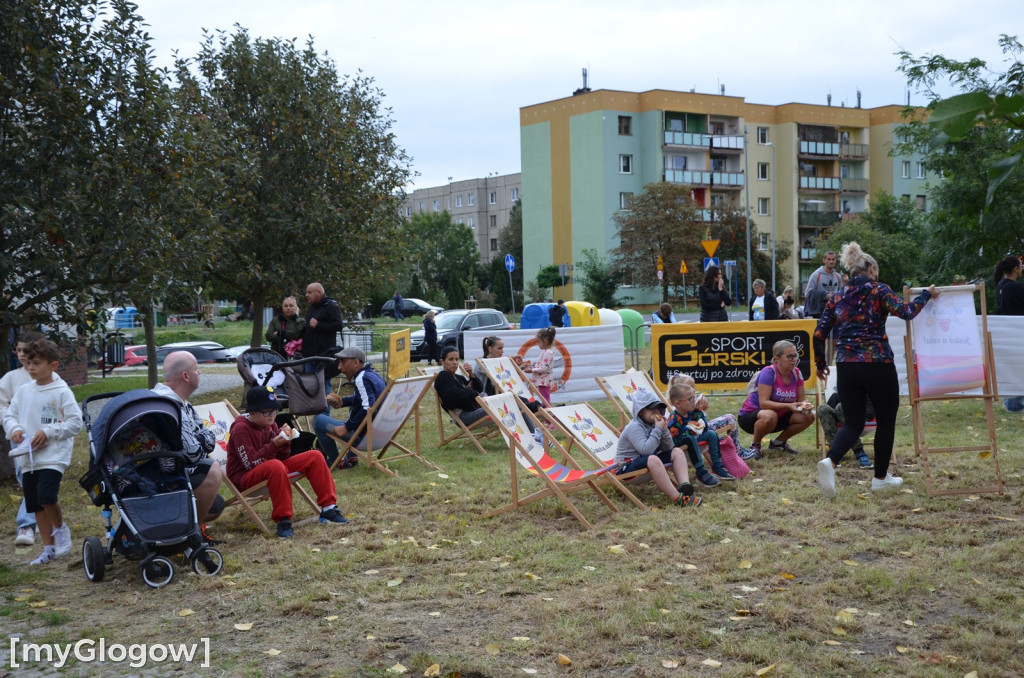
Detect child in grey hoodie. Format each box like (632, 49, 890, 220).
(614, 389, 701, 507)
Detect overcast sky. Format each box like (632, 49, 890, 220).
(132, 0, 1017, 190)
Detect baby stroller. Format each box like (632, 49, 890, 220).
(237, 347, 336, 419)
(79, 390, 224, 588)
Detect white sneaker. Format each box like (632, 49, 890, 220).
(871, 474, 904, 492)
(30, 547, 57, 566)
(14, 526, 35, 546)
(52, 524, 72, 557)
(817, 458, 836, 499)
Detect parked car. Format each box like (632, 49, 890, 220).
(409, 308, 510, 360)
(380, 298, 444, 318)
(96, 344, 148, 372)
(161, 341, 233, 362)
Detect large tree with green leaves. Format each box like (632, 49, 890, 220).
(577, 248, 621, 308)
(403, 211, 480, 308)
(175, 28, 410, 345)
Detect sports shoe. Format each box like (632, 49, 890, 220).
(15, 526, 35, 546)
(855, 452, 874, 469)
(871, 474, 904, 492)
(769, 439, 799, 455)
(748, 441, 764, 460)
(738, 446, 757, 461)
(338, 453, 359, 470)
(52, 523, 72, 557)
(30, 547, 57, 566)
(200, 524, 223, 546)
(319, 507, 349, 524)
(276, 519, 295, 538)
(675, 494, 703, 508)
(712, 466, 736, 481)
(817, 458, 836, 499)
(676, 481, 694, 498)
(695, 468, 720, 487)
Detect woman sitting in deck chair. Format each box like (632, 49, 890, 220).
(433, 347, 491, 428)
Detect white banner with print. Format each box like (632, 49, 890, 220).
(464, 325, 626, 404)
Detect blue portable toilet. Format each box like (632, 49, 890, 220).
(520, 303, 553, 330)
(113, 307, 138, 329)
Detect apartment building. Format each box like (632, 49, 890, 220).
(402, 173, 522, 265)
(520, 89, 931, 302)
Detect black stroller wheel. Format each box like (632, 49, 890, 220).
(140, 556, 175, 588)
(82, 537, 105, 582)
(191, 547, 223, 576)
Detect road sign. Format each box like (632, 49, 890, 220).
(657, 270, 664, 281)
(657, 255, 664, 271)
(504, 254, 515, 272)
(701, 239, 720, 257)
(704, 257, 719, 271)
(680, 260, 688, 274)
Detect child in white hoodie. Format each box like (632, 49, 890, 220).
(3, 339, 82, 565)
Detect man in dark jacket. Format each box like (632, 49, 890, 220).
(304, 282, 344, 359)
(548, 299, 566, 327)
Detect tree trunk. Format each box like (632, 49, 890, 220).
(144, 301, 158, 388)
(250, 291, 267, 348)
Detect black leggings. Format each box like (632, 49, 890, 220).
(826, 362, 900, 479)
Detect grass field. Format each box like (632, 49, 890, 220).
(1, 357, 1022, 677)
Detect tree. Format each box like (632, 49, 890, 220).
(175, 28, 410, 346)
(403, 211, 479, 308)
(535, 265, 562, 298)
(577, 248, 620, 308)
(611, 183, 707, 302)
(497, 200, 524, 291)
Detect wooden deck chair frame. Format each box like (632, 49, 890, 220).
(211, 400, 321, 535)
(417, 364, 500, 455)
(476, 392, 646, 530)
(902, 283, 1003, 497)
(326, 375, 440, 476)
(597, 368, 669, 429)
(816, 368, 877, 460)
(475, 356, 551, 409)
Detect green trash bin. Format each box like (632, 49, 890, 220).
(617, 308, 646, 349)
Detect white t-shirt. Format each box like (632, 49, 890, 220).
(752, 296, 766, 321)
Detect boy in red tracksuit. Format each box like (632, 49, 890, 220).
(226, 386, 348, 538)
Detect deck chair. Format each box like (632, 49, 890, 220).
(205, 400, 321, 535)
(326, 375, 440, 476)
(476, 392, 646, 530)
(475, 357, 547, 407)
(818, 368, 877, 459)
(597, 369, 667, 429)
(417, 364, 499, 455)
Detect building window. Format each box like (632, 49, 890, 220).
(456, 218, 463, 224)
(757, 127, 769, 144)
(432, 200, 439, 212)
(668, 156, 686, 170)
(916, 162, 926, 179)
(489, 215, 497, 228)
(901, 194, 911, 202)
(405, 206, 411, 217)
(468, 217, 475, 228)
(511, 187, 519, 201)
(489, 191, 496, 204)
(619, 192, 633, 209)
(840, 165, 850, 179)
(758, 197, 770, 215)
(757, 163, 769, 180)
(710, 194, 726, 207)
(618, 115, 632, 135)
(455, 195, 462, 207)
(711, 157, 726, 172)
(418, 202, 424, 212)
(901, 161, 911, 178)
(758, 233, 770, 251)
(468, 193, 475, 206)
(916, 195, 927, 211)
(490, 238, 498, 251)
(619, 154, 633, 174)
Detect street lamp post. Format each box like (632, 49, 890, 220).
(743, 125, 752, 306)
(768, 142, 776, 293)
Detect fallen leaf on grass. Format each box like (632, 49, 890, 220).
(964, 671, 979, 678)
(521, 668, 537, 674)
(842, 560, 859, 567)
(19, 588, 34, 593)
(524, 572, 541, 580)
(682, 563, 698, 570)
(424, 665, 441, 676)
(993, 516, 1017, 522)
(325, 615, 339, 621)
(823, 640, 843, 646)
(28, 601, 47, 608)
(720, 538, 732, 544)
(366, 635, 376, 640)
(903, 619, 917, 627)
(701, 658, 722, 668)
(740, 585, 759, 592)
(265, 649, 282, 656)
(738, 560, 752, 569)
(582, 565, 596, 571)
(832, 626, 847, 636)
(850, 649, 865, 655)
(557, 654, 572, 666)
(780, 572, 795, 580)
(541, 597, 553, 601)
(780, 498, 793, 505)
(387, 578, 404, 587)
(14, 596, 29, 602)
(310, 548, 321, 553)
(842, 607, 859, 614)
(660, 608, 671, 615)
(835, 611, 855, 623)
(896, 646, 909, 654)
(429, 612, 441, 617)
(857, 493, 869, 500)
(178, 609, 195, 617)
(234, 622, 253, 631)
(608, 544, 626, 554)
(387, 663, 408, 674)
(437, 473, 449, 479)
(661, 659, 679, 668)
(485, 644, 500, 655)
(755, 663, 777, 676)
(512, 636, 530, 642)
(977, 451, 991, 459)
(910, 508, 924, 513)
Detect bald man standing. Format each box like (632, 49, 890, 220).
(303, 282, 344, 359)
(152, 351, 224, 525)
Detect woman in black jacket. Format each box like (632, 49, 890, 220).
(433, 347, 489, 427)
(698, 265, 731, 322)
(748, 279, 780, 321)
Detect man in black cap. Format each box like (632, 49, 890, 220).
(312, 347, 386, 468)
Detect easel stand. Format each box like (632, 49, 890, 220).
(904, 283, 1003, 498)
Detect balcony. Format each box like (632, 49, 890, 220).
(840, 142, 869, 159)
(840, 178, 869, 193)
(799, 141, 840, 156)
(799, 176, 840, 191)
(664, 169, 745, 188)
(798, 210, 841, 226)
(663, 132, 745, 152)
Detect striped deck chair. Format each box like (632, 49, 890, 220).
(203, 400, 320, 535)
(597, 369, 667, 429)
(417, 364, 499, 455)
(327, 375, 440, 476)
(475, 356, 547, 407)
(476, 392, 646, 530)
